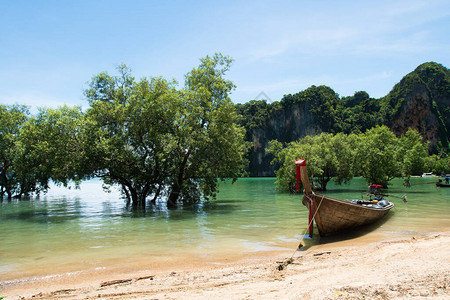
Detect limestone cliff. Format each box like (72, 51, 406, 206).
(239, 62, 449, 177)
(246, 101, 322, 176)
(385, 62, 449, 151)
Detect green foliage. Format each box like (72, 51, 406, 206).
(268, 132, 356, 192)
(84, 54, 249, 207)
(431, 100, 449, 151)
(238, 62, 449, 179)
(267, 139, 299, 192)
(166, 53, 250, 206)
(235, 100, 280, 131)
(0, 104, 29, 198)
(381, 62, 449, 150)
(270, 126, 431, 192)
(399, 129, 429, 176)
(17, 106, 86, 194)
(414, 62, 450, 101)
(340, 91, 384, 133)
(2, 54, 248, 207)
(432, 156, 450, 175)
(84, 71, 177, 206)
(356, 125, 402, 187)
(3, 60, 449, 202)
(427, 142, 450, 175)
(381, 73, 419, 121)
(281, 85, 341, 132)
(0, 105, 85, 199)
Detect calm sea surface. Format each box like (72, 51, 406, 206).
(1, 177, 449, 280)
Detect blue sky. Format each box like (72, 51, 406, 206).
(1, 0, 449, 111)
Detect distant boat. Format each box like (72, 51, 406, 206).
(436, 175, 450, 187)
(422, 172, 433, 177)
(295, 159, 394, 237)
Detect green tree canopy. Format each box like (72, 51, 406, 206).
(270, 126, 431, 192)
(16, 106, 87, 195)
(83, 54, 249, 208)
(281, 85, 341, 133)
(84, 66, 178, 207)
(356, 125, 402, 187)
(0, 104, 29, 198)
(165, 54, 249, 207)
(399, 128, 429, 176)
(268, 132, 356, 192)
(0, 105, 85, 199)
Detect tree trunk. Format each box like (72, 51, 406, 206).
(167, 151, 191, 209)
(122, 185, 132, 205)
(167, 183, 179, 209)
(150, 185, 161, 204)
(129, 187, 139, 208)
(1, 170, 10, 200)
(109, 173, 142, 207)
(122, 183, 147, 208)
(137, 193, 146, 208)
(137, 182, 153, 207)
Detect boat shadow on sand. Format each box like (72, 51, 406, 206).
(301, 211, 396, 248)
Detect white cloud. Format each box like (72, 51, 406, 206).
(367, 34, 432, 54)
(248, 34, 294, 61)
(239, 0, 449, 61)
(385, 0, 447, 17)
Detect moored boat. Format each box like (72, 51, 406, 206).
(436, 176, 450, 187)
(421, 172, 433, 178)
(295, 159, 394, 237)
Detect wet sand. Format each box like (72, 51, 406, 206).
(1, 231, 449, 299)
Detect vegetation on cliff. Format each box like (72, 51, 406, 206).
(238, 62, 449, 177)
(382, 62, 449, 150)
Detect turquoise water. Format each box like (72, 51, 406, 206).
(0, 177, 448, 280)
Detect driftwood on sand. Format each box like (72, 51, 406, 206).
(100, 275, 155, 287)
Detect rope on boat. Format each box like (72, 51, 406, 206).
(277, 192, 325, 271)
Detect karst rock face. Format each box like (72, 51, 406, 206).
(243, 62, 449, 177)
(390, 81, 438, 145)
(388, 62, 449, 150)
(247, 100, 323, 177)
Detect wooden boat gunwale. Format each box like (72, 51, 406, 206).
(303, 191, 394, 211)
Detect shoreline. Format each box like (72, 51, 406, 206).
(2, 231, 449, 299)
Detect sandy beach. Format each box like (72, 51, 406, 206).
(1, 231, 449, 299)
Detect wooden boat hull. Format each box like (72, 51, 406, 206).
(436, 182, 450, 187)
(302, 194, 394, 236)
(295, 159, 394, 237)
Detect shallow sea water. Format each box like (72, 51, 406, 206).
(0, 177, 448, 280)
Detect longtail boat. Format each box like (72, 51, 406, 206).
(295, 159, 394, 237)
(436, 176, 450, 187)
